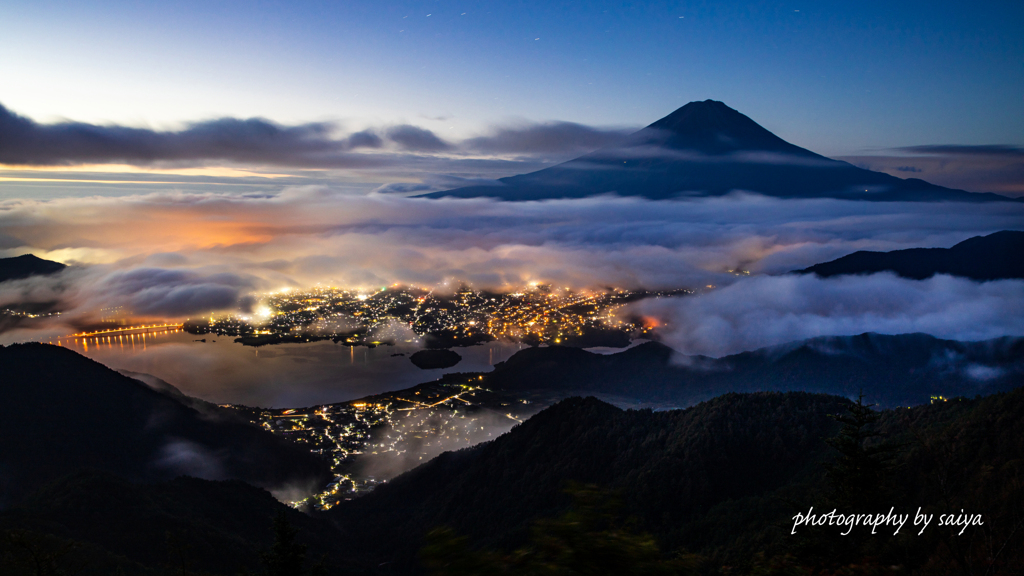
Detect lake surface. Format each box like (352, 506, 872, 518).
(60, 330, 535, 408)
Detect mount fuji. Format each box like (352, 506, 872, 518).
(422, 100, 1014, 202)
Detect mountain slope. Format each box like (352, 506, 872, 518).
(476, 332, 1024, 408)
(0, 471, 364, 575)
(0, 254, 66, 283)
(333, 388, 1024, 573)
(0, 343, 330, 503)
(422, 100, 1013, 202)
(334, 392, 850, 568)
(796, 230, 1024, 280)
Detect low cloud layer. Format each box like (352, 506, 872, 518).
(0, 263, 258, 322)
(633, 274, 1024, 358)
(153, 438, 226, 480)
(1, 189, 1021, 348)
(102, 268, 259, 317)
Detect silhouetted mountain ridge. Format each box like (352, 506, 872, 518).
(796, 230, 1024, 280)
(0, 254, 66, 283)
(479, 332, 1023, 408)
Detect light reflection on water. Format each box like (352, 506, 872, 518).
(60, 330, 528, 408)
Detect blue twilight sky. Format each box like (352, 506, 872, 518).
(2, 0, 1022, 157)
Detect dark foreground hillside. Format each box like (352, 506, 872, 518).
(333, 392, 849, 570)
(2, 343, 1022, 575)
(0, 471, 366, 575)
(0, 343, 330, 503)
(334, 389, 1024, 574)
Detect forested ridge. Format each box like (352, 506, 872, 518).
(332, 389, 1024, 575)
(335, 392, 846, 559)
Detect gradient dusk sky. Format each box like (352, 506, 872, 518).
(3, 0, 1022, 156)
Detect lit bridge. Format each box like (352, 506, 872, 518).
(64, 324, 185, 338)
(48, 324, 185, 351)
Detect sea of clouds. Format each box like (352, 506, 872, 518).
(1, 188, 1022, 357)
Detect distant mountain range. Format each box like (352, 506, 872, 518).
(422, 100, 1015, 202)
(474, 332, 1024, 409)
(796, 230, 1024, 280)
(0, 253, 65, 283)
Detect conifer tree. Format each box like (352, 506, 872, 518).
(261, 513, 308, 576)
(824, 393, 898, 512)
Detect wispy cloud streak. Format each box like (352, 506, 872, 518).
(0, 102, 629, 170)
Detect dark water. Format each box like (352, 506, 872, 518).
(61, 330, 532, 408)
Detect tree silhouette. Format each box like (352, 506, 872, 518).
(421, 483, 701, 576)
(260, 512, 315, 576)
(793, 394, 905, 568)
(824, 394, 899, 513)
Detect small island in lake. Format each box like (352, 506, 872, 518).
(409, 349, 462, 370)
